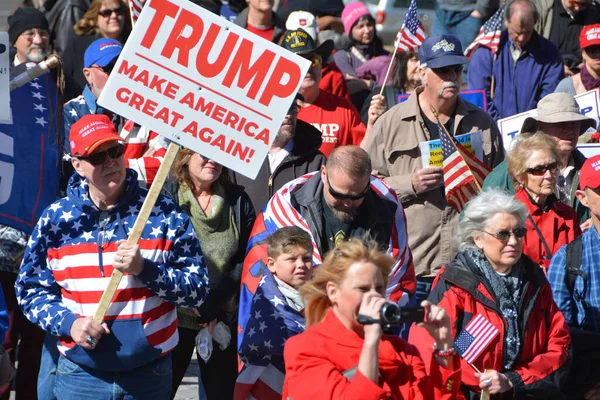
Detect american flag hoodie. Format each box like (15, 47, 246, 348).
(15, 169, 209, 371)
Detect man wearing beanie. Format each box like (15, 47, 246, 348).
(8, 7, 51, 66)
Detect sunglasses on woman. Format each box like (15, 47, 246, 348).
(482, 228, 527, 242)
(326, 174, 370, 201)
(432, 65, 464, 75)
(525, 162, 558, 176)
(98, 7, 124, 18)
(77, 144, 124, 165)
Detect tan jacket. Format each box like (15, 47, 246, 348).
(361, 88, 504, 277)
(535, 0, 556, 40)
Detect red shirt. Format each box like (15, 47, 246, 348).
(246, 24, 275, 42)
(298, 90, 366, 157)
(320, 62, 350, 100)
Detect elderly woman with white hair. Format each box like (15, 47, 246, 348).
(409, 189, 571, 399)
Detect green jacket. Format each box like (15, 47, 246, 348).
(482, 151, 590, 224)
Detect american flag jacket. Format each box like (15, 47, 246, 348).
(15, 169, 209, 371)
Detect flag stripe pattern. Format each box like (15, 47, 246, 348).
(394, 0, 426, 51)
(234, 270, 305, 400)
(464, 6, 505, 58)
(238, 172, 415, 347)
(454, 314, 500, 363)
(439, 123, 491, 212)
(129, 0, 143, 24)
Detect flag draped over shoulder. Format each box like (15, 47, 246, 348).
(238, 172, 415, 347)
(454, 314, 500, 364)
(0, 74, 62, 233)
(234, 269, 305, 400)
(438, 122, 490, 212)
(464, 6, 505, 58)
(394, 0, 426, 51)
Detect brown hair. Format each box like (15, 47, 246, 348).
(74, 0, 131, 38)
(300, 238, 393, 328)
(506, 130, 562, 188)
(171, 148, 231, 191)
(266, 227, 313, 259)
(392, 50, 418, 91)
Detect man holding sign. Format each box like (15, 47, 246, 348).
(362, 34, 504, 302)
(15, 115, 209, 399)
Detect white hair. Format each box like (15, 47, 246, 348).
(459, 188, 528, 250)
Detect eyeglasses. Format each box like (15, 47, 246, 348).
(21, 29, 50, 41)
(91, 62, 116, 75)
(432, 64, 464, 75)
(302, 53, 322, 68)
(77, 144, 124, 165)
(525, 161, 559, 176)
(326, 174, 370, 201)
(98, 7, 124, 18)
(481, 228, 527, 242)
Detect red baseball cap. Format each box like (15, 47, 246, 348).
(579, 24, 600, 49)
(70, 114, 123, 157)
(579, 155, 600, 190)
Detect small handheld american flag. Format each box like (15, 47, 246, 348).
(394, 0, 426, 51)
(464, 6, 505, 58)
(454, 314, 500, 364)
(129, 0, 144, 25)
(438, 121, 490, 212)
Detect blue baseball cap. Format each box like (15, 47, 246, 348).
(84, 38, 123, 68)
(418, 35, 467, 69)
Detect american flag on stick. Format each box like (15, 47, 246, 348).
(394, 0, 426, 51)
(464, 6, 505, 58)
(437, 119, 490, 212)
(128, 0, 143, 25)
(454, 314, 500, 364)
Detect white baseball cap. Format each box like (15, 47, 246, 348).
(286, 11, 318, 41)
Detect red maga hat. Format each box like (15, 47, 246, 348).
(70, 114, 123, 157)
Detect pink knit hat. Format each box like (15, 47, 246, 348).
(341, 2, 372, 36)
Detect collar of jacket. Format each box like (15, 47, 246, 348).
(398, 86, 481, 125)
(499, 29, 541, 57)
(83, 86, 99, 114)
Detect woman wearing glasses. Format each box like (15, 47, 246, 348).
(506, 131, 582, 271)
(409, 188, 571, 398)
(64, 0, 132, 91)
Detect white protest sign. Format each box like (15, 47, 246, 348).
(420, 131, 484, 168)
(497, 89, 600, 152)
(0, 32, 10, 124)
(577, 143, 600, 158)
(98, 0, 310, 179)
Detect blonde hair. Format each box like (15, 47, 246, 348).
(171, 148, 230, 191)
(300, 238, 393, 328)
(74, 0, 131, 38)
(506, 130, 562, 188)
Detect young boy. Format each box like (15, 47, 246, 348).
(235, 227, 313, 400)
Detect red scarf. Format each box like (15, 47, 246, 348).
(580, 64, 600, 91)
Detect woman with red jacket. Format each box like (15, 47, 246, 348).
(507, 131, 582, 271)
(283, 238, 461, 400)
(410, 188, 571, 399)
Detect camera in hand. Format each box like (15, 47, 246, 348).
(357, 303, 425, 332)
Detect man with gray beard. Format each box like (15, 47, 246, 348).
(231, 93, 326, 213)
(8, 7, 51, 66)
(361, 34, 504, 303)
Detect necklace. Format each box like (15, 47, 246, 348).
(197, 193, 213, 214)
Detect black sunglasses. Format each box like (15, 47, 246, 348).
(77, 144, 124, 165)
(326, 174, 369, 201)
(525, 162, 559, 176)
(432, 64, 464, 75)
(98, 7, 125, 18)
(482, 228, 527, 242)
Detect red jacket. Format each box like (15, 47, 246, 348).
(284, 309, 461, 400)
(515, 189, 581, 271)
(320, 62, 350, 100)
(410, 251, 571, 399)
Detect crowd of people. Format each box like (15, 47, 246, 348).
(1, 0, 600, 398)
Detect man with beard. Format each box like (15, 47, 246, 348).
(238, 145, 416, 344)
(231, 93, 326, 213)
(361, 34, 504, 303)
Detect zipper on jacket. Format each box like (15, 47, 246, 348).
(268, 174, 273, 199)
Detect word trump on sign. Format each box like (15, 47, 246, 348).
(98, 0, 310, 179)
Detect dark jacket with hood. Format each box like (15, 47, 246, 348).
(233, 6, 286, 44)
(410, 251, 572, 399)
(231, 120, 326, 213)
